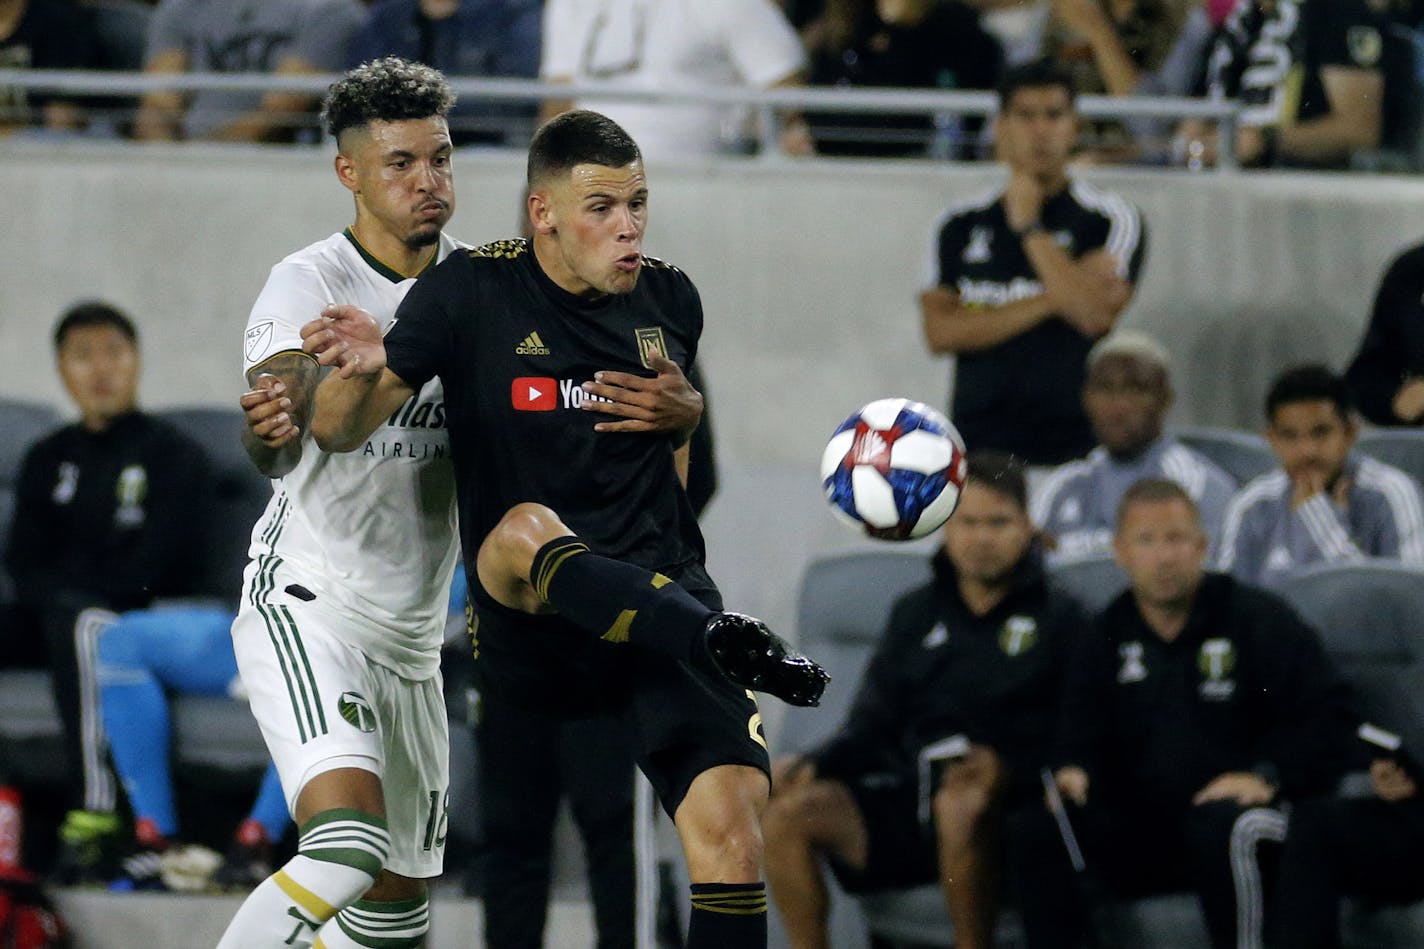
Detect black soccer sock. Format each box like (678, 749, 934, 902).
(686, 882, 767, 948)
(530, 537, 715, 665)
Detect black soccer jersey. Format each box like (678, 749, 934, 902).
(933, 182, 1146, 466)
(384, 238, 706, 591)
(1207, 0, 1388, 132)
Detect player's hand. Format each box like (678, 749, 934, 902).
(1371, 759, 1417, 802)
(1003, 171, 1045, 233)
(771, 755, 817, 791)
(1288, 468, 1328, 510)
(1192, 771, 1275, 807)
(300, 304, 388, 379)
(239, 373, 300, 447)
(1054, 766, 1089, 807)
(581, 348, 704, 434)
(1392, 378, 1424, 424)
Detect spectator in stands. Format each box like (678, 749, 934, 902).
(348, 0, 542, 146)
(1218, 365, 1424, 586)
(921, 60, 1146, 467)
(1272, 718, 1424, 948)
(1015, 479, 1356, 949)
(133, 0, 365, 142)
(1032, 329, 1235, 561)
(1346, 239, 1424, 426)
(764, 453, 1084, 949)
(95, 606, 290, 890)
(2, 301, 210, 882)
(0, 0, 99, 134)
(800, 0, 1003, 159)
(538, 0, 810, 163)
(1041, 0, 1194, 160)
(1184, 0, 1395, 168)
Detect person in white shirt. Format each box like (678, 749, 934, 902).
(538, 0, 808, 162)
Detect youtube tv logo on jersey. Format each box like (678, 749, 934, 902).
(511, 377, 557, 411)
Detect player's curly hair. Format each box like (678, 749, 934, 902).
(321, 57, 455, 143)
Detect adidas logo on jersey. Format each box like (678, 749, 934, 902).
(516, 332, 551, 356)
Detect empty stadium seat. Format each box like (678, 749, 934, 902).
(1357, 429, 1424, 486)
(1047, 554, 1128, 615)
(1172, 427, 1276, 485)
(1276, 560, 1424, 947)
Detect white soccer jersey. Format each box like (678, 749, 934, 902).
(241, 230, 462, 678)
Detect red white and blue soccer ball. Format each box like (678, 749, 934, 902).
(820, 398, 968, 541)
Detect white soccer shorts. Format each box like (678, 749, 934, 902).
(231, 584, 449, 879)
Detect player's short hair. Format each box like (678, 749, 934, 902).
(54, 301, 137, 351)
(1116, 477, 1200, 529)
(527, 110, 641, 187)
(998, 59, 1077, 110)
(965, 451, 1028, 511)
(322, 57, 455, 144)
(1087, 329, 1171, 377)
(1265, 364, 1354, 424)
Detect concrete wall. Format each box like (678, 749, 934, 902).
(4, 140, 1423, 735)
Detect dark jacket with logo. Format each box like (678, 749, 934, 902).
(1056, 572, 1356, 812)
(810, 548, 1084, 796)
(5, 411, 210, 613)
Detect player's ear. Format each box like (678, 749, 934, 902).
(335, 152, 359, 195)
(528, 187, 556, 236)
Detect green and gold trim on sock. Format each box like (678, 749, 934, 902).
(334, 896, 430, 948)
(689, 883, 768, 916)
(530, 538, 591, 603)
(275, 869, 339, 924)
(299, 809, 390, 880)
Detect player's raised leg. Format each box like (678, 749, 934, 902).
(477, 501, 829, 707)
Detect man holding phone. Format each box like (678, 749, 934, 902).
(762, 453, 1085, 949)
(1272, 720, 1424, 947)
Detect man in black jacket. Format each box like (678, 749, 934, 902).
(3, 301, 210, 878)
(764, 452, 1084, 949)
(1015, 478, 1355, 949)
(1345, 240, 1424, 426)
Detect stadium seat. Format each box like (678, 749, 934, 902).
(1047, 554, 1127, 615)
(1171, 427, 1276, 486)
(1276, 561, 1424, 947)
(154, 407, 273, 604)
(1356, 429, 1424, 486)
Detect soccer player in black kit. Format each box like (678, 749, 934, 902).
(302, 109, 829, 948)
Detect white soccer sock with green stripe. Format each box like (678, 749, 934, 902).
(313, 895, 430, 948)
(216, 808, 391, 949)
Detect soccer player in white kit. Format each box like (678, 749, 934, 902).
(219, 58, 460, 948)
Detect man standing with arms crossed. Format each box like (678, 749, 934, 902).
(224, 61, 705, 947)
(302, 108, 829, 948)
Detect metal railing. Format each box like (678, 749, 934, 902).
(0, 69, 1242, 169)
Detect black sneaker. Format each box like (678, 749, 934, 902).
(703, 612, 829, 707)
(212, 837, 272, 892)
(52, 810, 124, 885)
(108, 848, 168, 892)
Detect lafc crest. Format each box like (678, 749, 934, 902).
(635, 327, 667, 368)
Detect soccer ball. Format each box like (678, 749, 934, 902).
(820, 398, 968, 541)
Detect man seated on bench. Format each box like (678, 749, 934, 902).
(763, 452, 1086, 949)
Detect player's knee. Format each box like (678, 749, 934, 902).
(934, 755, 1002, 826)
(296, 807, 393, 901)
(96, 618, 142, 666)
(681, 799, 766, 880)
(486, 502, 569, 557)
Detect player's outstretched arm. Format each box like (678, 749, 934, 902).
(240, 355, 319, 478)
(301, 304, 414, 452)
(579, 348, 704, 434)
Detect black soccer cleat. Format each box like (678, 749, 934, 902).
(704, 612, 830, 707)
